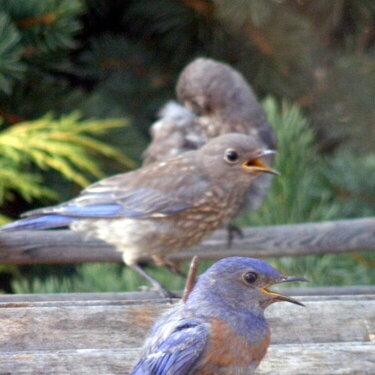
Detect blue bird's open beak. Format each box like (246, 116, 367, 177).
(261, 275, 308, 307)
(241, 150, 280, 176)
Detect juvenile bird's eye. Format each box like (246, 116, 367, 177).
(224, 149, 239, 163)
(243, 271, 258, 284)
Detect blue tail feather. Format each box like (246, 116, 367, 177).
(1, 214, 74, 231)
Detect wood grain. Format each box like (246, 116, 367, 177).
(0, 217, 374, 264)
(0, 296, 373, 352)
(259, 342, 375, 375)
(0, 285, 374, 303)
(0, 343, 373, 374)
(0, 291, 373, 374)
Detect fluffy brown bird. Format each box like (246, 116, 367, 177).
(143, 58, 277, 244)
(2, 134, 277, 297)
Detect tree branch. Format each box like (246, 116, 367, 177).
(0, 217, 374, 265)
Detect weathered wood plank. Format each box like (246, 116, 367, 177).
(0, 343, 373, 375)
(258, 342, 375, 375)
(0, 217, 374, 264)
(0, 298, 373, 351)
(1, 291, 374, 307)
(265, 298, 375, 346)
(0, 285, 374, 302)
(0, 301, 171, 352)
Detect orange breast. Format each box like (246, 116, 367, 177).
(195, 318, 270, 375)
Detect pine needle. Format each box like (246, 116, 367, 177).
(0, 111, 134, 208)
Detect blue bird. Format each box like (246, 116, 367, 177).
(130, 257, 306, 375)
(2, 134, 278, 296)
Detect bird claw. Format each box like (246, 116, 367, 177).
(131, 263, 178, 299)
(226, 224, 244, 248)
(159, 288, 179, 299)
(138, 285, 178, 299)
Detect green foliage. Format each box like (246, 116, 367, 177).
(308, 53, 375, 153)
(11, 98, 375, 293)
(0, 0, 83, 51)
(1, 0, 374, 293)
(0, 112, 133, 212)
(11, 254, 375, 294)
(241, 97, 339, 227)
(12, 263, 186, 294)
(322, 151, 375, 217)
(270, 252, 375, 289)
(125, 0, 215, 66)
(0, 13, 25, 93)
(0, 0, 83, 93)
(79, 35, 156, 78)
(239, 97, 375, 287)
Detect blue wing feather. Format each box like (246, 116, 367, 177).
(131, 320, 208, 375)
(1, 214, 73, 231)
(55, 204, 124, 217)
(2, 158, 210, 231)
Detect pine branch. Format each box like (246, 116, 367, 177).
(242, 97, 335, 226)
(182, 0, 214, 18)
(0, 112, 134, 208)
(0, 0, 84, 52)
(16, 12, 57, 28)
(0, 162, 57, 204)
(0, 13, 25, 93)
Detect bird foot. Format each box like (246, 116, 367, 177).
(226, 224, 244, 248)
(138, 285, 178, 299)
(131, 263, 178, 299)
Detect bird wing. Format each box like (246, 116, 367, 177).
(22, 158, 209, 219)
(142, 101, 201, 165)
(131, 320, 208, 375)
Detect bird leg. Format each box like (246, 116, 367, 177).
(153, 255, 187, 280)
(130, 263, 176, 299)
(163, 262, 187, 280)
(226, 223, 244, 248)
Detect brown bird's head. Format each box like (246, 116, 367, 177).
(177, 58, 258, 119)
(198, 133, 279, 181)
(176, 58, 277, 149)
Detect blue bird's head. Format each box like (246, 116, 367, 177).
(188, 257, 307, 312)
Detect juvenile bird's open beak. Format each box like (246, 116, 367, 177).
(241, 150, 280, 176)
(261, 275, 308, 307)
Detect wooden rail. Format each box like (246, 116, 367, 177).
(0, 288, 374, 374)
(0, 217, 374, 264)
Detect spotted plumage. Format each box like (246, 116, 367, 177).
(143, 58, 277, 215)
(1, 134, 277, 296)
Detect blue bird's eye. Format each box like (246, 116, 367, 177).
(224, 149, 239, 163)
(243, 271, 258, 284)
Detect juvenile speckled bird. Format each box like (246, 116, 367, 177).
(143, 58, 277, 244)
(131, 257, 306, 375)
(143, 58, 276, 165)
(2, 134, 278, 297)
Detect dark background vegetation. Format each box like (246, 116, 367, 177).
(0, 0, 374, 293)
